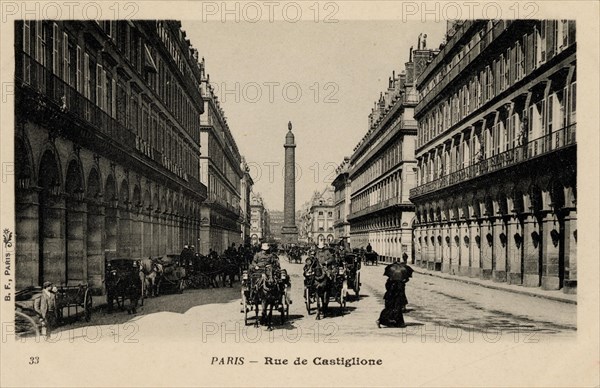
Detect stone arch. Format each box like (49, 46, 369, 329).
(104, 174, 117, 203)
(119, 179, 130, 206)
(38, 146, 62, 195)
(65, 158, 85, 198)
(132, 185, 142, 209)
(15, 133, 35, 188)
(528, 184, 544, 213)
(87, 167, 102, 199)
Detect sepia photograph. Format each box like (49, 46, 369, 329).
(1, 1, 598, 387)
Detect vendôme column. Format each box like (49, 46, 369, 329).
(281, 121, 298, 244)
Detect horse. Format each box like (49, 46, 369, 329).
(249, 265, 282, 330)
(139, 257, 163, 299)
(304, 257, 331, 320)
(105, 263, 142, 314)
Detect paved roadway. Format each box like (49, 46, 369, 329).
(41, 255, 576, 344)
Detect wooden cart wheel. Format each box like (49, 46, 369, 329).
(15, 310, 40, 338)
(84, 288, 93, 322)
(305, 288, 312, 315)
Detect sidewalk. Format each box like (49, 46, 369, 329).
(412, 266, 577, 305)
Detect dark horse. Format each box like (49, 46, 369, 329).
(105, 260, 142, 314)
(304, 257, 331, 320)
(250, 265, 282, 330)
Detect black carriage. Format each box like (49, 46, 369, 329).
(241, 265, 289, 327)
(343, 253, 361, 298)
(364, 251, 379, 266)
(157, 256, 186, 294)
(303, 257, 347, 318)
(105, 258, 143, 313)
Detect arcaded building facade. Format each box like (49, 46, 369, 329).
(410, 20, 577, 293)
(198, 64, 245, 255)
(15, 20, 207, 293)
(348, 39, 437, 262)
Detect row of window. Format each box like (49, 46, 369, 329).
(351, 171, 403, 214)
(418, 81, 576, 184)
(418, 21, 576, 149)
(19, 21, 202, 182)
(352, 137, 404, 194)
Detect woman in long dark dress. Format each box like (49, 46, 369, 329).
(377, 262, 410, 328)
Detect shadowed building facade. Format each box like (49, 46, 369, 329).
(410, 20, 577, 293)
(198, 60, 245, 255)
(14, 20, 207, 293)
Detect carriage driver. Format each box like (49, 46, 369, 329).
(315, 240, 336, 267)
(251, 243, 292, 306)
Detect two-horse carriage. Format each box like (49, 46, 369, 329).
(241, 264, 290, 330)
(14, 283, 94, 338)
(303, 256, 348, 320)
(182, 254, 239, 289)
(105, 257, 143, 314)
(287, 247, 302, 264)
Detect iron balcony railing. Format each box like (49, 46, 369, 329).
(416, 20, 512, 115)
(348, 195, 413, 220)
(16, 52, 207, 199)
(410, 123, 576, 199)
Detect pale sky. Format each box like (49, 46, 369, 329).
(184, 20, 446, 210)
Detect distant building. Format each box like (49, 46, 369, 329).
(249, 193, 269, 245)
(306, 186, 336, 245)
(332, 157, 351, 246)
(240, 157, 254, 244)
(347, 35, 438, 262)
(199, 60, 245, 254)
(410, 20, 577, 293)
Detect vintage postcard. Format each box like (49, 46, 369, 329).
(0, 1, 598, 387)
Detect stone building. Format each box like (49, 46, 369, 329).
(305, 186, 336, 245)
(198, 61, 245, 254)
(409, 20, 577, 293)
(240, 157, 254, 244)
(15, 21, 207, 292)
(249, 193, 269, 245)
(332, 157, 351, 246)
(348, 36, 437, 262)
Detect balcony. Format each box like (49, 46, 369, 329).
(15, 51, 207, 200)
(410, 123, 576, 199)
(415, 20, 512, 116)
(348, 196, 413, 221)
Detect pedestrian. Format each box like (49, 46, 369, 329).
(34, 281, 57, 335)
(377, 261, 412, 328)
(366, 242, 373, 253)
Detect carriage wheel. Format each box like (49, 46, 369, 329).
(305, 288, 312, 315)
(243, 297, 249, 326)
(179, 279, 185, 294)
(354, 272, 361, 299)
(15, 311, 40, 338)
(84, 288, 93, 322)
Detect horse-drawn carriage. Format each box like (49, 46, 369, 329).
(241, 264, 290, 329)
(105, 257, 143, 314)
(14, 283, 94, 337)
(157, 255, 186, 294)
(364, 251, 379, 266)
(303, 256, 348, 320)
(287, 246, 302, 264)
